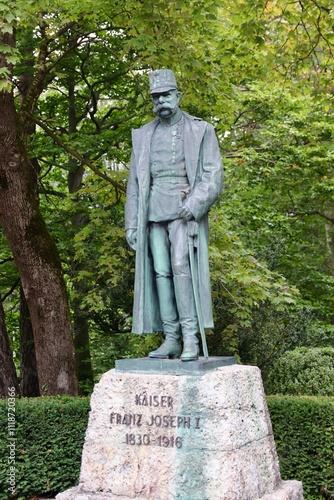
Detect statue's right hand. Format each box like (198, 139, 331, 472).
(126, 228, 137, 251)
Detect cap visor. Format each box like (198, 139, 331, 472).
(150, 86, 177, 94)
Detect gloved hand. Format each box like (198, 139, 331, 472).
(126, 228, 137, 251)
(178, 204, 193, 222)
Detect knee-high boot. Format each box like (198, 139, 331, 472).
(148, 277, 182, 359)
(173, 275, 199, 361)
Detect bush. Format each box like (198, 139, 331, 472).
(0, 396, 90, 500)
(266, 347, 334, 396)
(268, 396, 334, 499)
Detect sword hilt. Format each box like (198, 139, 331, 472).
(187, 221, 198, 246)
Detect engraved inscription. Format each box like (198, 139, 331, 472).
(148, 415, 192, 428)
(110, 393, 202, 448)
(110, 413, 142, 426)
(110, 412, 200, 429)
(135, 394, 173, 408)
(125, 433, 183, 448)
(125, 433, 151, 446)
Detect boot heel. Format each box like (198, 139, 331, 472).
(169, 353, 181, 359)
(181, 341, 199, 361)
(148, 340, 182, 359)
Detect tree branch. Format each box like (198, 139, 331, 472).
(38, 188, 67, 199)
(290, 210, 334, 224)
(2, 279, 20, 302)
(0, 257, 14, 265)
(31, 116, 126, 193)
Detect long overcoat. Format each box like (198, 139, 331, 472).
(125, 111, 223, 334)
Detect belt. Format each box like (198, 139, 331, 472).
(151, 177, 189, 186)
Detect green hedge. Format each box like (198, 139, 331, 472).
(266, 347, 334, 396)
(0, 395, 333, 499)
(267, 396, 334, 499)
(0, 396, 90, 500)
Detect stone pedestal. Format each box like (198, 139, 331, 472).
(57, 362, 303, 500)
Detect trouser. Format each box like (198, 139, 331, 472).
(149, 220, 198, 339)
(149, 219, 191, 278)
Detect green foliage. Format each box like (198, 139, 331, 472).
(219, 0, 334, 93)
(68, 174, 134, 333)
(89, 332, 164, 378)
(266, 347, 334, 397)
(240, 306, 332, 378)
(268, 396, 334, 499)
(0, 396, 90, 499)
(0, 0, 19, 92)
(222, 83, 334, 324)
(207, 206, 298, 357)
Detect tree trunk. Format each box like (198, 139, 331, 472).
(19, 286, 40, 396)
(68, 64, 94, 393)
(73, 300, 94, 394)
(0, 31, 78, 395)
(70, 170, 94, 394)
(0, 295, 19, 397)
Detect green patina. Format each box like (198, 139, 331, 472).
(174, 380, 206, 500)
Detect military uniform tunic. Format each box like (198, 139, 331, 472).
(148, 116, 190, 222)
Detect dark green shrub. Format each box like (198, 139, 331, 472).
(0, 396, 90, 500)
(268, 395, 334, 499)
(238, 306, 329, 380)
(266, 347, 334, 396)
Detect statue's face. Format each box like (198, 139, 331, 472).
(152, 89, 181, 119)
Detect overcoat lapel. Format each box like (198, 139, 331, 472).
(132, 118, 159, 191)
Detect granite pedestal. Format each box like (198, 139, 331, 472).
(57, 360, 303, 500)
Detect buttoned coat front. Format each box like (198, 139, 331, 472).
(125, 112, 223, 334)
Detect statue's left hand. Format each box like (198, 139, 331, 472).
(126, 228, 137, 251)
(179, 204, 193, 222)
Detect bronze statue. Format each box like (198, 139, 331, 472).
(125, 69, 223, 361)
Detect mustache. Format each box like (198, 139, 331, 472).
(154, 103, 174, 112)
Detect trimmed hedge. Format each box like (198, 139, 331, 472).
(266, 347, 334, 396)
(267, 396, 334, 500)
(0, 395, 333, 499)
(0, 396, 90, 500)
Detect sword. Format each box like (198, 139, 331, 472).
(187, 221, 209, 359)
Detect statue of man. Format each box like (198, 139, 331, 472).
(125, 69, 223, 361)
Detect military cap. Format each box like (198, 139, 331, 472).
(149, 69, 178, 94)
